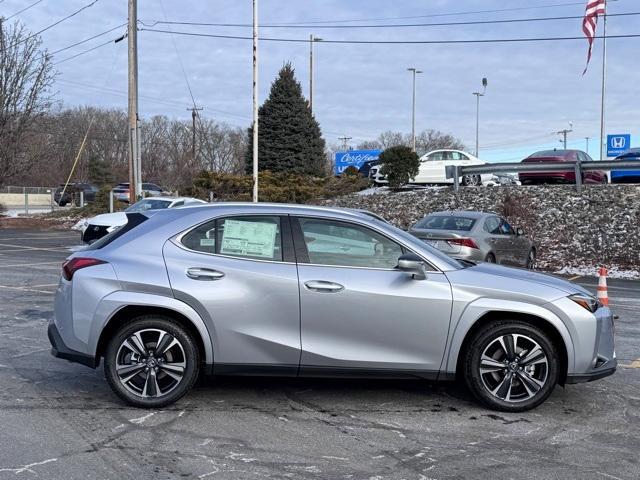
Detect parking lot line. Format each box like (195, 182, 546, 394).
(0, 284, 55, 294)
(0, 243, 70, 253)
(0, 261, 61, 268)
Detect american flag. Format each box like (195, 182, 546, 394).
(582, 0, 606, 74)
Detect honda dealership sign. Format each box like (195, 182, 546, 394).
(607, 134, 631, 157)
(334, 149, 382, 174)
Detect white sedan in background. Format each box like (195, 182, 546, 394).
(77, 196, 206, 243)
(369, 149, 492, 186)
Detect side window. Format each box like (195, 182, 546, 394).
(171, 201, 184, 208)
(498, 218, 515, 235)
(181, 216, 283, 261)
(297, 218, 403, 269)
(450, 152, 462, 161)
(484, 217, 501, 234)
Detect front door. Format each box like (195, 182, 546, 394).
(163, 215, 301, 373)
(293, 217, 452, 377)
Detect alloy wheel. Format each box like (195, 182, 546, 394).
(479, 333, 548, 403)
(462, 174, 481, 186)
(115, 328, 186, 398)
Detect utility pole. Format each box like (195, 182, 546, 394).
(127, 0, 140, 202)
(472, 77, 488, 158)
(309, 34, 322, 114)
(187, 106, 203, 164)
(252, 0, 259, 202)
(557, 124, 573, 149)
(407, 68, 422, 152)
(338, 136, 352, 151)
(585, 136, 590, 154)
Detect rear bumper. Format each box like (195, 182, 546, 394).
(48, 322, 97, 368)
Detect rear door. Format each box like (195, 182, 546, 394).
(483, 216, 514, 264)
(415, 151, 447, 183)
(163, 215, 301, 373)
(293, 216, 452, 376)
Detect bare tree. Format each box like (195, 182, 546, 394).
(0, 20, 56, 185)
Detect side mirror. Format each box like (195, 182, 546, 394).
(397, 253, 427, 280)
(516, 227, 525, 236)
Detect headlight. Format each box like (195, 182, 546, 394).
(569, 293, 601, 313)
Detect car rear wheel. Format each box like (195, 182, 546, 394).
(485, 253, 496, 263)
(104, 316, 200, 408)
(463, 321, 559, 412)
(462, 174, 482, 186)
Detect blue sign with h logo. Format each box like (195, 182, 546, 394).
(607, 134, 631, 157)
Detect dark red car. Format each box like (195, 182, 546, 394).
(518, 149, 608, 185)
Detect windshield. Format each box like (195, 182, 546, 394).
(125, 199, 172, 212)
(528, 150, 570, 158)
(415, 215, 476, 231)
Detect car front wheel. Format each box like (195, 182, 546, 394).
(462, 174, 482, 186)
(463, 321, 559, 412)
(104, 316, 200, 408)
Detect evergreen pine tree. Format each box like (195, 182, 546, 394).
(245, 63, 326, 176)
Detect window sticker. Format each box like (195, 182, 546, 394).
(220, 219, 277, 258)
(200, 238, 216, 247)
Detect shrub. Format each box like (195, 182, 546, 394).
(379, 146, 419, 189)
(190, 171, 368, 203)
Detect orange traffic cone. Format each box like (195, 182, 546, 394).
(597, 267, 609, 306)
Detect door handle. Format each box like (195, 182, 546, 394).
(186, 267, 225, 280)
(304, 280, 344, 293)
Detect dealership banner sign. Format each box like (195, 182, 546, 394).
(334, 150, 382, 174)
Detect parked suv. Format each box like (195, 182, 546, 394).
(54, 183, 98, 207)
(49, 204, 615, 411)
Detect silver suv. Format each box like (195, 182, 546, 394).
(49, 204, 616, 411)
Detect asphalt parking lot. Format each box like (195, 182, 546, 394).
(0, 228, 638, 480)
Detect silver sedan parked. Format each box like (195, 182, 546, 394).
(409, 211, 536, 268)
(49, 203, 615, 411)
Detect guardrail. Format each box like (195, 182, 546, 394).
(0, 186, 55, 194)
(445, 160, 640, 192)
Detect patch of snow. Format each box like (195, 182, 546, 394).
(554, 266, 640, 280)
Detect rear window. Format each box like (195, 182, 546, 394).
(414, 215, 476, 232)
(84, 213, 148, 250)
(527, 150, 570, 158)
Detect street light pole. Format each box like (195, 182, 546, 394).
(407, 68, 422, 152)
(309, 34, 322, 114)
(472, 77, 487, 158)
(252, 0, 259, 202)
(585, 136, 590, 154)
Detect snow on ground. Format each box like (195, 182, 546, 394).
(555, 266, 640, 280)
(1, 208, 53, 217)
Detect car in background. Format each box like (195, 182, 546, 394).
(611, 148, 640, 183)
(369, 150, 491, 186)
(79, 196, 206, 243)
(358, 159, 380, 178)
(409, 211, 536, 269)
(54, 183, 98, 207)
(112, 182, 167, 202)
(518, 149, 607, 185)
(50, 203, 616, 411)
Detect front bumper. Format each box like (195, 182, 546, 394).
(566, 365, 616, 384)
(48, 322, 98, 368)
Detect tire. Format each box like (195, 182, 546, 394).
(104, 316, 200, 408)
(58, 201, 67, 207)
(485, 253, 496, 264)
(462, 174, 482, 187)
(462, 321, 559, 412)
(526, 249, 536, 270)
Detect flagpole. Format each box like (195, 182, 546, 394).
(599, 0, 607, 161)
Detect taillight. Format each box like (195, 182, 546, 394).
(447, 238, 479, 249)
(62, 257, 106, 281)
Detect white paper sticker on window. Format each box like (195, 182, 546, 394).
(220, 219, 277, 258)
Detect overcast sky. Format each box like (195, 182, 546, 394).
(2, 0, 638, 161)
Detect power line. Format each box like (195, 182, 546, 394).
(7, 0, 100, 49)
(49, 23, 127, 55)
(140, 28, 640, 45)
(54, 36, 120, 65)
(242, 1, 601, 25)
(5, 0, 45, 20)
(139, 12, 640, 30)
